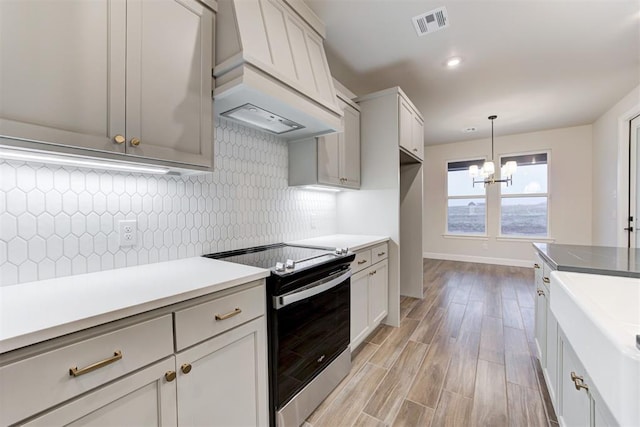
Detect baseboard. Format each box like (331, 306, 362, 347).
(422, 252, 532, 268)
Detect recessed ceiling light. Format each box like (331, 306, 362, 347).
(462, 127, 477, 133)
(446, 57, 461, 68)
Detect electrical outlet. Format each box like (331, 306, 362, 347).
(119, 220, 137, 247)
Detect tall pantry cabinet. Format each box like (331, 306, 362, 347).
(337, 87, 424, 327)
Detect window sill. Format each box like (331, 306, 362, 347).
(442, 234, 489, 241)
(496, 236, 555, 243)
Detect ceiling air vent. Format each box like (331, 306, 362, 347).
(412, 6, 449, 37)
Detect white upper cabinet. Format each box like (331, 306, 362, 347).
(398, 95, 424, 161)
(356, 87, 424, 163)
(0, 0, 215, 169)
(289, 93, 361, 189)
(411, 113, 425, 160)
(125, 0, 214, 167)
(317, 132, 341, 186)
(0, 0, 126, 153)
(340, 100, 361, 188)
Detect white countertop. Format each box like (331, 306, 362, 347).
(0, 257, 269, 354)
(287, 234, 389, 252)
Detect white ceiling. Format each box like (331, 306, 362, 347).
(307, 0, 640, 145)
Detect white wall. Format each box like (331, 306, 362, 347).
(423, 125, 593, 267)
(0, 118, 338, 286)
(591, 85, 640, 246)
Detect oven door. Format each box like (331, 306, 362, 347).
(272, 268, 351, 409)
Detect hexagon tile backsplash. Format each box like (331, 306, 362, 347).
(0, 118, 337, 286)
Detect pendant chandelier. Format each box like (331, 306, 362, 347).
(469, 115, 517, 187)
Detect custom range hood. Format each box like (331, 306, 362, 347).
(214, 0, 343, 139)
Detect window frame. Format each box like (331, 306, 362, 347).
(498, 150, 551, 239)
(445, 156, 488, 237)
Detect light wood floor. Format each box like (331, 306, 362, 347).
(305, 259, 558, 427)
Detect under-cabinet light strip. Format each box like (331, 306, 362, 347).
(301, 185, 342, 192)
(0, 147, 170, 175)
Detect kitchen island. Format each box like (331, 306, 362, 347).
(532, 242, 640, 427)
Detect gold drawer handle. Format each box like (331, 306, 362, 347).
(534, 263, 540, 269)
(357, 260, 367, 265)
(215, 307, 242, 321)
(113, 134, 125, 144)
(369, 270, 377, 276)
(536, 288, 545, 297)
(377, 252, 386, 256)
(542, 277, 550, 284)
(181, 363, 192, 374)
(130, 137, 141, 146)
(69, 350, 122, 377)
(571, 371, 589, 391)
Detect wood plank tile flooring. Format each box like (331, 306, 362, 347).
(305, 259, 557, 427)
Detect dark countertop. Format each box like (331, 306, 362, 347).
(533, 243, 640, 278)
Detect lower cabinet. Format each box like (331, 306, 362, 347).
(1, 281, 268, 427)
(175, 318, 268, 427)
(534, 272, 548, 365)
(369, 259, 388, 326)
(23, 358, 178, 426)
(556, 321, 618, 427)
(533, 252, 559, 412)
(559, 336, 592, 427)
(350, 243, 389, 351)
(350, 270, 370, 348)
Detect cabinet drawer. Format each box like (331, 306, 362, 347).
(174, 284, 265, 351)
(0, 315, 173, 426)
(371, 243, 388, 264)
(351, 250, 372, 273)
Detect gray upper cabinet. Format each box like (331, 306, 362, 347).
(289, 93, 360, 189)
(398, 95, 424, 161)
(0, 0, 127, 154)
(0, 0, 215, 169)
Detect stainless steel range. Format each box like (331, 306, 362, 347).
(204, 244, 355, 427)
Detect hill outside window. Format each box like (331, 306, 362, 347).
(499, 152, 549, 237)
(447, 159, 487, 235)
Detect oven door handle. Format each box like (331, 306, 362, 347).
(274, 270, 351, 309)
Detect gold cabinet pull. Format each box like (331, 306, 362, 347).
(413, 148, 418, 152)
(377, 252, 386, 256)
(130, 137, 141, 146)
(571, 372, 589, 391)
(369, 270, 377, 276)
(533, 263, 540, 269)
(181, 363, 192, 374)
(113, 135, 125, 144)
(357, 260, 367, 265)
(215, 307, 242, 321)
(536, 289, 545, 296)
(165, 371, 176, 382)
(542, 277, 550, 284)
(69, 350, 122, 377)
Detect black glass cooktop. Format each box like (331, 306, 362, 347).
(203, 244, 347, 275)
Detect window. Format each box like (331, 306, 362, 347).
(499, 153, 549, 237)
(447, 159, 486, 235)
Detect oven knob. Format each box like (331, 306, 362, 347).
(285, 259, 295, 269)
(275, 262, 285, 272)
